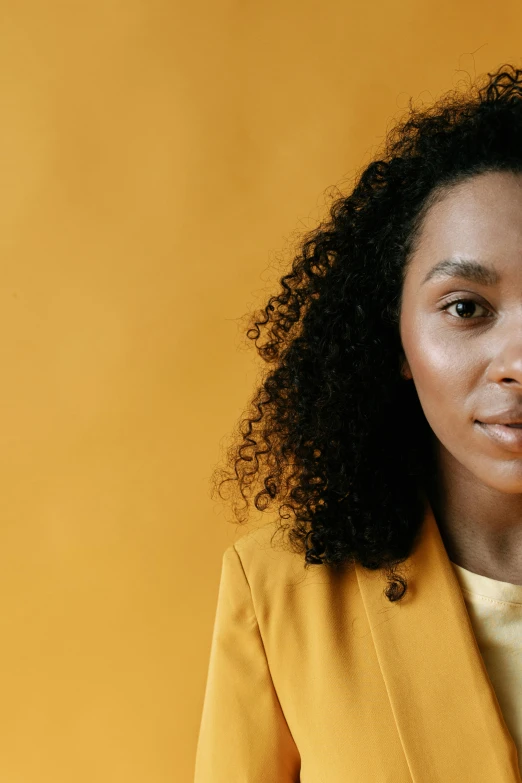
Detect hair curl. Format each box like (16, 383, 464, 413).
(211, 63, 522, 603)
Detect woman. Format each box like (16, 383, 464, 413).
(194, 64, 522, 781)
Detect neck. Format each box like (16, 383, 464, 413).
(423, 441, 522, 586)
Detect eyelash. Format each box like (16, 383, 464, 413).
(440, 297, 492, 320)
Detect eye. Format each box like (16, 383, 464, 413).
(441, 298, 491, 319)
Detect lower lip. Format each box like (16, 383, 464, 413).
(475, 421, 522, 452)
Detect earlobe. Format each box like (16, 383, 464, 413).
(400, 356, 413, 380)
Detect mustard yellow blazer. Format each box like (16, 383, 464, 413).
(194, 503, 521, 782)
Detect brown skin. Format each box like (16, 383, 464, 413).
(399, 170, 522, 586)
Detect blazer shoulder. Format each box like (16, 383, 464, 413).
(224, 520, 324, 598)
(231, 520, 299, 562)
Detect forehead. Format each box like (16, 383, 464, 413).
(406, 170, 522, 280)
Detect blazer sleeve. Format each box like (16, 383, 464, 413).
(194, 543, 301, 782)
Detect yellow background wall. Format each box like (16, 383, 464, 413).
(0, 2, 520, 781)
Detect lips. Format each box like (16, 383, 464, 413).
(475, 421, 522, 452)
(476, 413, 522, 426)
(476, 421, 522, 428)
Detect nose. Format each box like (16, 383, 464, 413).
(486, 335, 522, 387)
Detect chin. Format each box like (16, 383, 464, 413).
(472, 467, 522, 494)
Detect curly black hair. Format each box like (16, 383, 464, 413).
(211, 63, 522, 603)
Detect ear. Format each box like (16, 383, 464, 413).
(400, 354, 413, 380)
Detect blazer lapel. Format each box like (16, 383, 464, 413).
(355, 500, 521, 782)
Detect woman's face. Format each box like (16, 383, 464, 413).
(399, 169, 522, 494)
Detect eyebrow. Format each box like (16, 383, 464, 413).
(421, 258, 501, 287)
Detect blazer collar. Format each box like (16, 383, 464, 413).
(355, 500, 521, 782)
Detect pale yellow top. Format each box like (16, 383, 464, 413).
(451, 561, 522, 779)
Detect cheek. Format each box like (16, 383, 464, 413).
(409, 333, 522, 493)
(405, 327, 474, 434)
